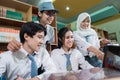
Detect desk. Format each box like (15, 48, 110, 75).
(105, 77, 120, 80)
(43, 68, 120, 80)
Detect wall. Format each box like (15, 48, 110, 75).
(96, 18, 120, 43)
(57, 21, 66, 31)
(70, 21, 77, 31)
(57, 21, 77, 31)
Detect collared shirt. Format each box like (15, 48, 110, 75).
(73, 32, 91, 56)
(43, 24, 54, 48)
(73, 31, 100, 57)
(0, 47, 57, 80)
(51, 48, 94, 72)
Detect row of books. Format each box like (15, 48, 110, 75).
(0, 7, 23, 20)
(0, 50, 6, 53)
(0, 27, 19, 42)
(32, 15, 38, 21)
(0, 7, 38, 21)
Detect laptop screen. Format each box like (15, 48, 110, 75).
(103, 44, 120, 70)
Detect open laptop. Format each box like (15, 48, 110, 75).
(103, 44, 120, 70)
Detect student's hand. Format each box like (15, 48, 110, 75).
(96, 51, 104, 61)
(100, 38, 110, 48)
(7, 40, 22, 52)
(15, 75, 24, 80)
(16, 75, 39, 80)
(16, 77, 24, 80)
(87, 46, 104, 60)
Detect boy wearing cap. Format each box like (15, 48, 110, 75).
(7, 1, 58, 51)
(37, 1, 58, 47)
(0, 22, 57, 80)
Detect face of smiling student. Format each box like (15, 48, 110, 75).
(80, 16, 90, 29)
(38, 10, 56, 26)
(62, 31, 74, 50)
(24, 31, 45, 53)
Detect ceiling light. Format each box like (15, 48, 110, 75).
(66, 6, 70, 11)
(52, 0, 56, 2)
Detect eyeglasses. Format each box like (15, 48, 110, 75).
(43, 10, 56, 17)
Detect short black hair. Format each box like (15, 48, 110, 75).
(20, 22, 46, 43)
(58, 27, 73, 48)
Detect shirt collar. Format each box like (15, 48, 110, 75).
(34, 51, 39, 55)
(60, 47, 73, 55)
(12, 46, 38, 59)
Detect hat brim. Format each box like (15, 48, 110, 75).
(53, 9, 59, 13)
(40, 9, 59, 13)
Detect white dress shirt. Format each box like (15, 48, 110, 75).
(51, 48, 94, 72)
(0, 47, 57, 80)
(42, 24, 54, 48)
(73, 32, 91, 56)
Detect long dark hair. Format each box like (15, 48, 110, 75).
(58, 27, 73, 48)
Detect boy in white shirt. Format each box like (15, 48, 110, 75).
(0, 22, 57, 80)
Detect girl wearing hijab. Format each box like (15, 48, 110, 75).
(73, 12, 104, 67)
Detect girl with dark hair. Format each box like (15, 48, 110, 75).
(51, 27, 93, 72)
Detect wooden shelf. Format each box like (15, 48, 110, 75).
(0, 0, 32, 52)
(0, 0, 32, 21)
(32, 6, 38, 15)
(0, 0, 58, 53)
(0, 17, 26, 27)
(0, 0, 31, 12)
(92, 25, 108, 39)
(53, 27, 58, 45)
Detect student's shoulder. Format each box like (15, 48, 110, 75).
(72, 48, 80, 53)
(72, 48, 83, 55)
(51, 48, 60, 53)
(0, 51, 12, 59)
(90, 28, 97, 33)
(51, 48, 61, 55)
(38, 47, 48, 53)
(46, 24, 54, 29)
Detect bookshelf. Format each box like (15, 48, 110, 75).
(0, 0, 58, 53)
(91, 25, 108, 39)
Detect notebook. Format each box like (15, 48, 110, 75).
(103, 44, 120, 70)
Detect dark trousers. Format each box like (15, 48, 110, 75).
(85, 56, 102, 67)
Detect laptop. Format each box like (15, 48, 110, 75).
(103, 44, 120, 70)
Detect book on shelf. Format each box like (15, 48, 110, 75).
(0, 27, 19, 43)
(0, 7, 23, 21)
(32, 14, 38, 21)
